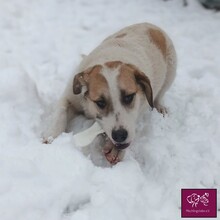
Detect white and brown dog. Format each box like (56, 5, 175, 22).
(43, 23, 177, 164)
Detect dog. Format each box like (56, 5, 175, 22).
(43, 23, 177, 164)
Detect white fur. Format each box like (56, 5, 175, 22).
(98, 67, 142, 145)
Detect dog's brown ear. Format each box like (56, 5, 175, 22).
(134, 70, 154, 109)
(73, 72, 85, 94)
(73, 65, 102, 94)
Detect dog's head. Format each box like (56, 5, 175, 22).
(73, 61, 153, 149)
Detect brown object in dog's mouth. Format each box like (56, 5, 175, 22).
(103, 137, 128, 165)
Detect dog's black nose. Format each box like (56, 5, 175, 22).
(112, 129, 128, 143)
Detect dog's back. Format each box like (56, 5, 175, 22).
(77, 23, 176, 99)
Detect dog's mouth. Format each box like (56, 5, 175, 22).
(114, 142, 130, 150)
(101, 132, 130, 150)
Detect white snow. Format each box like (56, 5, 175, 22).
(0, 0, 220, 220)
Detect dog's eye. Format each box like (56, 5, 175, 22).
(123, 93, 135, 105)
(95, 100, 106, 109)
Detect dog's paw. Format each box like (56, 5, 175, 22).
(154, 103, 168, 117)
(42, 136, 54, 144)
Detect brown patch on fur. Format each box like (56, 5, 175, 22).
(105, 61, 122, 69)
(117, 64, 138, 109)
(118, 63, 154, 108)
(118, 64, 137, 94)
(73, 64, 113, 115)
(73, 65, 102, 94)
(88, 70, 108, 101)
(115, 33, 127, 38)
(87, 67, 113, 116)
(148, 28, 166, 59)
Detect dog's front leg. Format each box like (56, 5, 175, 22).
(42, 98, 71, 144)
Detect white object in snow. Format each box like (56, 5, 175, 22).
(72, 122, 104, 147)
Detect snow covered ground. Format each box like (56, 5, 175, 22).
(0, 0, 220, 219)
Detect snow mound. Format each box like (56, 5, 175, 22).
(0, 0, 220, 219)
